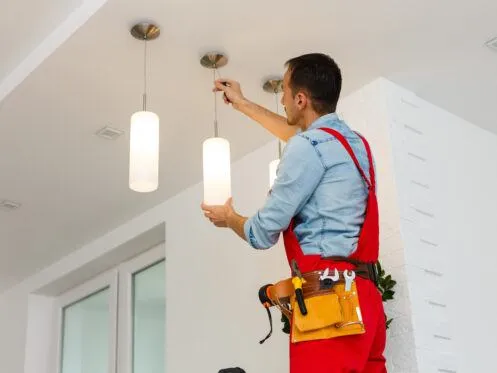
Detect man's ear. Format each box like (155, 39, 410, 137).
(295, 92, 308, 110)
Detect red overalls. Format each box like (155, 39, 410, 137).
(283, 128, 387, 373)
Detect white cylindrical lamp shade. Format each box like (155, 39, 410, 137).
(203, 137, 231, 205)
(129, 111, 160, 193)
(269, 159, 280, 189)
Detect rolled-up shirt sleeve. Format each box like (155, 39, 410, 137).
(244, 134, 325, 249)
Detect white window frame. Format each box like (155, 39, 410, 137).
(117, 245, 165, 373)
(53, 270, 118, 373)
(52, 243, 165, 373)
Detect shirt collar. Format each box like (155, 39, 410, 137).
(306, 113, 341, 132)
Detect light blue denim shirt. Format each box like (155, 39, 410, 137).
(243, 113, 372, 257)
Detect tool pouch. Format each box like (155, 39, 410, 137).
(291, 281, 365, 343)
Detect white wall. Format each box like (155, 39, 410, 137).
(340, 77, 497, 372)
(162, 142, 291, 373)
(430, 94, 497, 372)
(453, 127, 497, 371)
(0, 289, 30, 373)
(383, 79, 497, 372)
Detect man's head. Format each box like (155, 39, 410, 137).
(281, 53, 342, 129)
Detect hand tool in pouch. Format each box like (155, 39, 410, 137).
(291, 259, 308, 316)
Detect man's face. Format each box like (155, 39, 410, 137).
(281, 69, 299, 126)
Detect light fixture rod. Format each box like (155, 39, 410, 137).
(200, 52, 228, 138)
(143, 40, 148, 111)
(130, 22, 160, 112)
(213, 69, 219, 137)
(275, 92, 282, 157)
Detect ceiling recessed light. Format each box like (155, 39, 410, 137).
(485, 36, 497, 52)
(95, 126, 124, 140)
(0, 200, 21, 211)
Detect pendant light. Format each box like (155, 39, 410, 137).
(129, 23, 160, 193)
(263, 79, 283, 188)
(200, 53, 232, 205)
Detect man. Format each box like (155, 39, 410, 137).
(201, 53, 386, 373)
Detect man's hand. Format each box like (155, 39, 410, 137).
(201, 198, 234, 228)
(201, 198, 248, 241)
(213, 78, 296, 142)
(213, 79, 247, 110)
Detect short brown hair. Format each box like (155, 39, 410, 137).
(285, 53, 342, 115)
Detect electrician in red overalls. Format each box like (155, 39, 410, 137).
(202, 53, 387, 373)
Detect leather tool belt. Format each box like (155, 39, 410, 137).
(259, 261, 377, 344)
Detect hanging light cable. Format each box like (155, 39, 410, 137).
(200, 52, 232, 205)
(263, 79, 283, 188)
(129, 23, 160, 193)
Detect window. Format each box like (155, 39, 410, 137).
(60, 289, 111, 373)
(132, 261, 165, 373)
(55, 244, 165, 373)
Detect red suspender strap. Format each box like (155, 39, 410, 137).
(319, 128, 375, 191)
(355, 132, 376, 191)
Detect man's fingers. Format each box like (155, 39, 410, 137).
(214, 79, 239, 93)
(214, 81, 228, 92)
(204, 209, 222, 220)
(201, 202, 214, 212)
(201, 202, 228, 226)
(211, 84, 231, 105)
(216, 78, 236, 86)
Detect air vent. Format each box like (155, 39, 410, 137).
(96, 126, 124, 140)
(485, 36, 497, 52)
(0, 200, 21, 211)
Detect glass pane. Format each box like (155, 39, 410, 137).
(132, 260, 165, 373)
(60, 288, 110, 373)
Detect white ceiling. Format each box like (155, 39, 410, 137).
(1, 0, 496, 291)
(0, 0, 83, 82)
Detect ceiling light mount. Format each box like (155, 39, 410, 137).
(130, 22, 161, 41)
(263, 78, 283, 94)
(200, 52, 228, 69)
